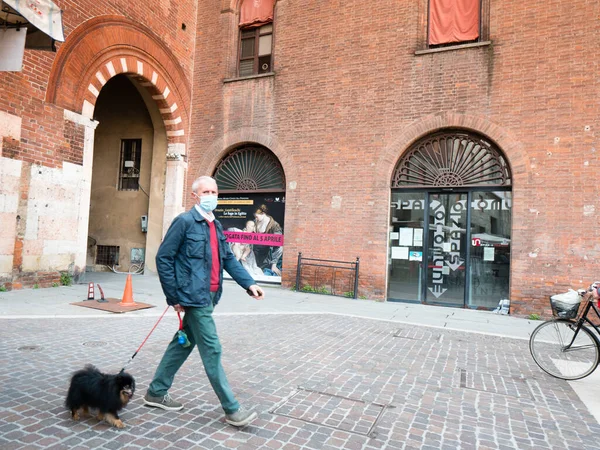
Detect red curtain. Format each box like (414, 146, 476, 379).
(429, 0, 480, 45)
(239, 0, 275, 28)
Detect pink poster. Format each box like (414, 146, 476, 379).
(223, 231, 284, 247)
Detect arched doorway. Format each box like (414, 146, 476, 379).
(388, 130, 512, 309)
(212, 144, 286, 283)
(86, 74, 167, 273)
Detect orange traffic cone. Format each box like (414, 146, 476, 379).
(119, 274, 137, 306)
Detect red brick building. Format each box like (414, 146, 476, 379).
(1, 0, 598, 316)
(188, 0, 599, 316)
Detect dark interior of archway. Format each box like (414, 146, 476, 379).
(87, 74, 154, 272)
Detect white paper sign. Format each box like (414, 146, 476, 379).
(484, 247, 495, 261)
(399, 228, 413, 246)
(0, 28, 27, 72)
(413, 228, 423, 246)
(443, 242, 451, 252)
(442, 265, 450, 275)
(391, 246, 409, 260)
(390, 232, 399, 240)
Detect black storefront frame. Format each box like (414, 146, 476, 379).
(389, 186, 512, 309)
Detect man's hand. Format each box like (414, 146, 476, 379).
(247, 285, 264, 300)
(270, 264, 281, 276)
(173, 304, 185, 313)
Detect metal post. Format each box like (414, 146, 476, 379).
(353, 256, 360, 299)
(295, 252, 302, 291)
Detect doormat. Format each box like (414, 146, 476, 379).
(71, 298, 155, 314)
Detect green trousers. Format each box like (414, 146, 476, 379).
(147, 297, 240, 414)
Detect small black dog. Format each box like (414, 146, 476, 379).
(65, 365, 135, 428)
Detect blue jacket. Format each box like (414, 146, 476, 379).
(156, 207, 256, 307)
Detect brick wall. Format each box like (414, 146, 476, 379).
(187, 0, 600, 315)
(0, 0, 196, 169)
(61, 120, 85, 166)
(0, 1, 196, 290)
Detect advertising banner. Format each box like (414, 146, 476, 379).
(215, 193, 285, 283)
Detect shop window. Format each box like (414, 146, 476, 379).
(425, 0, 492, 49)
(96, 245, 120, 266)
(213, 145, 286, 284)
(389, 130, 512, 310)
(238, 0, 275, 77)
(118, 139, 142, 191)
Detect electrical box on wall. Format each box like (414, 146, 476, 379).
(141, 215, 148, 233)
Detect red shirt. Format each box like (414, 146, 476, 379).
(207, 220, 221, 292)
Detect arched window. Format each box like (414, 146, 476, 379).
(392, 130, 511, 188)
(388, 130, 512, 311)
(213, 144, 286, 282)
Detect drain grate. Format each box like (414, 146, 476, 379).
(82, 341, 108, 347)
(271, 388, 387, 437)
(17, 345, 41, 352)
(459, 369, 536, 401)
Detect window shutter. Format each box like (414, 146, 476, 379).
(429, 0, 480, 45)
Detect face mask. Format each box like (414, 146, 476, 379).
(197, 194, 218, 212)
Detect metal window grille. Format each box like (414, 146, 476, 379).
(213, 145, 285, 192)
(119, 139, 142, 191)
(96, 245, 120, 266)
(392, 130, 511, 188)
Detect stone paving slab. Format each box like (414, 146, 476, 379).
(1, 313, 600, 449)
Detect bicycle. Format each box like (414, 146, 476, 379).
(529, 284, 600, 380)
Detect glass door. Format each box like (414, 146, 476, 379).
(388, 189, 511, 309)
(468, 191, 512, 308)
(387, 192, 426, 302)
(425, 193, 468, 306)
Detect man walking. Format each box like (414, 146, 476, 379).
(144, 176, 264, 427)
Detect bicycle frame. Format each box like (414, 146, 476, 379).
(561, 298, 600, 351)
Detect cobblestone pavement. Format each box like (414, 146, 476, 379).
(1, 314, 599, 450)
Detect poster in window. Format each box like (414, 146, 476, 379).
(215, 193, 285, 283)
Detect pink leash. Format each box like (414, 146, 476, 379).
(119, 305, 171, 373)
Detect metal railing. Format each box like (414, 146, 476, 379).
(295, 252, 360, 299)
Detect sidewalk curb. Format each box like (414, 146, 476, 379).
(0, 310, 532, 341)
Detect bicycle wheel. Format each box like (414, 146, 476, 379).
(529, 319, 600, 380)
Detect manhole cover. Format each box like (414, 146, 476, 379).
(271, 388, 387, 437)
(82, 341, 108, 347)
(459, 369, 536, 401)
(17, 345, 41, 352)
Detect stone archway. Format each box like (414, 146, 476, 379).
(47, 15, 189, 148)
(45, 15, 192, 273)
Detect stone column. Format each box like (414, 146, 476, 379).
(63, 109, 98, 279)
(0, 111, 22, 281)
(163, 149, 187, 237)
